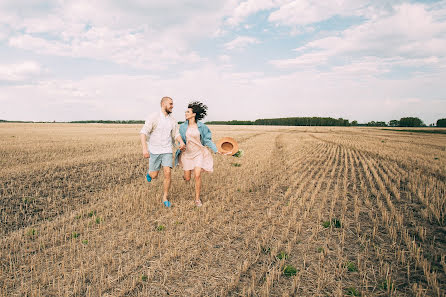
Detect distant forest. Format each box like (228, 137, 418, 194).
(207, 117, 446, 127)
(1, 117, 445, 127)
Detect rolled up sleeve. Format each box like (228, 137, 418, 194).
(140, 118, 153, 136)
(174, 122, 180, 139)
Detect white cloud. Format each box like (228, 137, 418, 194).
(0, 61, 41, 81)
(1, 0, 232, 69)
(268, 0, 367, 26)
(224, 36, 260, 50)
(226, 0, 279, 26)
(1, 62, 445, 123)
(270, 52, 329, 68)
(271, 3, 446, 72)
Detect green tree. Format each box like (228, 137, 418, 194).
(399, 117, 424, 127)
(437, 118, 446, 127)
(388, 120, 399, 127)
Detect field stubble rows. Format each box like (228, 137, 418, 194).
(1, 124, 445, 296)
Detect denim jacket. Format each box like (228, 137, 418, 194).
(174, 121, 218, 166)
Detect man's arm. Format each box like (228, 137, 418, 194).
(140, 116, 154, 158)
(176, 135, 186, 151)
(140, 133, 150, 158)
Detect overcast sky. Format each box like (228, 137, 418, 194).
(1, 0, 445, 124)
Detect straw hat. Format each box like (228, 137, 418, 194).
(216, 137, 239, 155)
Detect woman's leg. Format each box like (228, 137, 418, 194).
(183, 170, 192, 182)
(193, 167, 202, 202)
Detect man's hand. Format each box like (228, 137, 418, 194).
(179, 143, 186, 152)
(143, 150, 150, 158)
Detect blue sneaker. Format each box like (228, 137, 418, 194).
(146, 173, 152, 182)
(163, 200, 171, 207)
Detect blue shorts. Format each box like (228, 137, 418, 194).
(149, 153, 173, 172)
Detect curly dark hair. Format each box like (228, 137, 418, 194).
(188, 101, 208, 121)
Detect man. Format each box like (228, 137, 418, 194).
(140, 97, 186, 207)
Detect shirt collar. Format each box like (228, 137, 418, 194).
(160, 110, 170, 118)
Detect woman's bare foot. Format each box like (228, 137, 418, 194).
(195, 200, 202, 207)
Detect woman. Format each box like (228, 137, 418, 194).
(175, 101, 226, 207)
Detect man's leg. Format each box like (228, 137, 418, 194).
(147, 153, 162, 181)
(149, 171, 159, 179)
(162, 166, 171, 202)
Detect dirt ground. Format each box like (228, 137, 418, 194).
(1, 123, 445, 296)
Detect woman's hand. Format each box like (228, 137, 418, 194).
(218, 151, 232, 155)
(179, 143, 186, 152)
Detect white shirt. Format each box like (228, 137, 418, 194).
(148, 111, 175, 154)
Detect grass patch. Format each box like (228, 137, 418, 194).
(26, 228, 37, 238)
(82, 239, 88, 245)
(382, 128, 446, 135)
(156, 225, 165, 231)
(345, 261, 357, 272)
(283, 265, 297, 277)
(141, 274, 148, 282)
(322, 221, 331, 228)
(88, 210, 96, 217)
(322, 218, 342, 228)
(276, 251, 288, 260)
(233, 150, 244, 157)
(378, 279, 393, 291)
(71, 232, 80, 239)
(345, 287, 360, 296)
(231, 163, 242, 167)
(95, 217, 101, 224)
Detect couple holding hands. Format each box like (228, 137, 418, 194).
(139, 97, 229, 208)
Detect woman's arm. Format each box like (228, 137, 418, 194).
(202, 125, 218, 153)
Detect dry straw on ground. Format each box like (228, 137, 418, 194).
(1, 123, 445, 296)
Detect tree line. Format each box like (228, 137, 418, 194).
(2, 117, 445, 127)
(207, 117, 446, 127)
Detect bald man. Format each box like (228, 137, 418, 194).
(140, 97, 186, 207)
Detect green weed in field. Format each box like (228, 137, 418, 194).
(283, 265, 297, 277)
(345, 287, 360, 296)
(156, 225, 165, 231)
(276, 251, 288, 260)
(379, 279, 393, 291)
(345, 261, 357, 272)
(322, 218, 342, 228)
(26, 228, 37, 238)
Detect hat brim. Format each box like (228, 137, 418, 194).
(216, 137, 239, 156)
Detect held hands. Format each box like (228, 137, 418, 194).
(179, 143, 186, 152)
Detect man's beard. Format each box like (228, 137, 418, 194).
(163, 107, 172, 114)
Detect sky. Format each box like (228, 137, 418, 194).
(0, 0, 445, 124)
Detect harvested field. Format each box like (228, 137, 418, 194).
(1, 123, 445, 296)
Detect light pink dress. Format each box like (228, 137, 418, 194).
(179, 126, 213, 172)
